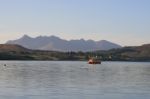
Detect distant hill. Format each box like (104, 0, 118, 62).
(0, 44, 33, 60)
(6, 35, 122, 52)
(0, 44, 30, 52)
(0, 44, 87, 60)
(96, 44, 150, 61)
(0, 44, 63, 60)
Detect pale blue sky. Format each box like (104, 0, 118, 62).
(0, 0, 150, 46)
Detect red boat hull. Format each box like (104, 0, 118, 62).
(88, 59, 101, 64)
(88, 61, 101, 64)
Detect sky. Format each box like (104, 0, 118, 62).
(0, 0, 150, 46)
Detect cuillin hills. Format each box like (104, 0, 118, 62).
(6, 35, 121, 52)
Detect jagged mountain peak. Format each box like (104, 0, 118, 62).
(6, 35, 122, 52)
(21, 34, 32, 39)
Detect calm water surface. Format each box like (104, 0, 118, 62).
(0, 61, 150, 99)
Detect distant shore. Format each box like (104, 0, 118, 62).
(0, 44, 150, 62)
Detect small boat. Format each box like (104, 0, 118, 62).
(88, 56, 101, 64)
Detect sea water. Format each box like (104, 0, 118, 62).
(0, 61, 150, 99)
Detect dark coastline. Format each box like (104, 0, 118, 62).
(0, 44, 150, 62)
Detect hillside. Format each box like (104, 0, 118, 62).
(0, 44, 150, 61)
(6, 35, 122, 52)
(0, 44, 30, 52)
(0, 44, 82, 60)
(0, 44, 31, 60)
(96, 44, 150, 61)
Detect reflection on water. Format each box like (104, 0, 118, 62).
(0, 61, 150, 99)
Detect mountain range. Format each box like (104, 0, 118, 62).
(6, 35, 122, 52)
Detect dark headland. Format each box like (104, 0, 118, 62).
(0, 44, 150, 61)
